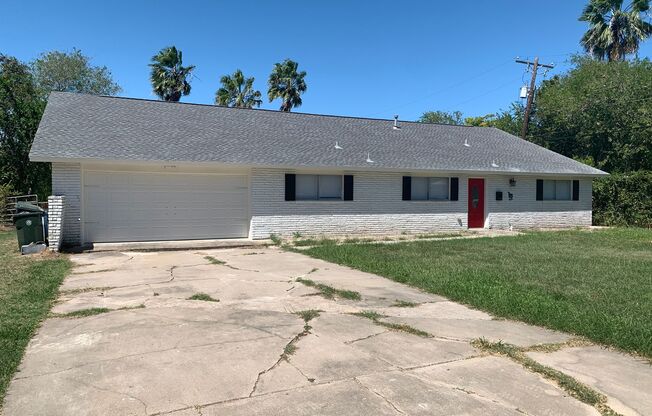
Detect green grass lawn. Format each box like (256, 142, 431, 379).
(304, 228, 652, 358)
(0, 230, 71, 406)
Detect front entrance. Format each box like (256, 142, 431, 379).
(467, 178, 485, 228)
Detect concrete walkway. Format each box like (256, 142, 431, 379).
(3, 248, 650, 415)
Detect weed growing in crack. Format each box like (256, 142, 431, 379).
(52, 304, 144, 319)
(295, 309, 321, 322)
(472, 338, 619, 416)
(204, 256, 226, 265)
(296, 278, 361, 300)
(392, 300, 419, 308)
(352, 310, 431, 338)
(59, 286, 115, 296)
(283, 343, 297, 357)
(187, 293, 219, 302)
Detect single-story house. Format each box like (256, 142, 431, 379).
(29, 92, 607, 246)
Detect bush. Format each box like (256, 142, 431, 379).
(0, 184, 12, 220)
(593, 171, 652, 227)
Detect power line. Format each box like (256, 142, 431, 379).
(369, 58, 514, 117)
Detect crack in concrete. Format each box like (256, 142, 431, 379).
(353, 377, 405, 415)
(14, 335, 277, 381)
(81, 380, 148, 416)
(344, 330, 389, 345)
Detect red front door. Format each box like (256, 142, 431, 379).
(468, 178, 485, 228)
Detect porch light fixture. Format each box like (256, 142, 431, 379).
(509, 178, 516, 186)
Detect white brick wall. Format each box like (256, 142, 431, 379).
(47, 196, 65, 251)
(52, 163, 594, 244)
(249, 169, 593, 239)
(51, 162, 81, 246)
(485, 176, 592, 229)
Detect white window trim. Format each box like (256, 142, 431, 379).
(411, 177, 451, 201)
(542, 179, 572, 201)
(296, 174, 344, 201)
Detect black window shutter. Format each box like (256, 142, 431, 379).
(572, 180, 580, 201)
(536, 179, 543, 201)
(285, 174, 296, 201)
(402, 176, 412, 200)
(450, 177, 459, 201)
(343, 175, 354, 200)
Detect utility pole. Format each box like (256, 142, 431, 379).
(516, 57, 554, 139)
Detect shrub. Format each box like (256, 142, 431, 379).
(0, 184, 12, 224)
(593, 171, 652, 227)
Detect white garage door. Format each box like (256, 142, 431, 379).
(83, 170, 249, 242)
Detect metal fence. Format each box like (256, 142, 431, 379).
(1, 194, 40, 226)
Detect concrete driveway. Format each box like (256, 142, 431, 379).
(3, 247, 650, 416)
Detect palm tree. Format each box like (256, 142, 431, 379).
(267, 59, 307, 112)
(149, 46, 195, 101)
(580, 0, 652, 61)
(215, 70, 262, 108)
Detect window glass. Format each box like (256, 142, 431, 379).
(296, 175, 318, 200)
(411, 177, 428, 200)
(428, 177, 449, 200)
(555, 180, 571, 200)
(543, 180, 556, 200)
(318, 175, 342, 199)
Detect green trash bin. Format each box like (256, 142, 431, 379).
(13, 202, 47, 250)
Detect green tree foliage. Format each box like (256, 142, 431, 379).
(580, 0, 652, 61)
(149, 46, 195, 102)
(418, 110, 464, 125)
(215, 69, 262, 108)
(268, 59, 307, 112)
(533, 57, 652, 172)
(0, 56, 49, 198)
(593, 170, 652, 226)
(464, 103, 524, 136)
(31, 48, 121, 96)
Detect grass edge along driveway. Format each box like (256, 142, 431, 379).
(0, 231, 71, 407)
(303, 228, 652, 358)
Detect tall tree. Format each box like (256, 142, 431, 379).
(0, 55, 49, 198)
(149, 46, 195, 102)
(464, 103, 525, 137)
(267, 59, 307, 112)
(533, 57, 652, 172)
(580, 0, 652, 61)
(418, 110, 464, 125)
(215, 69, 262, 108)
(31, 48, 121, 96)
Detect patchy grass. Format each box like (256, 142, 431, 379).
(59, 286, 115, 296)
(292, 238, 337, 247)
(296, 277, 361, 300)
(52, 304, 145, 319)
(304, 228, 652, 357)
(204, 256, 226, 265)
(473, 338, 619, 416)
(392, 300, 419, 308)
(415, 232, 465, 240)
(0, 231, 71, 405)
(269, 234, 282, 246)
(187, 293, 219, 302)
(53, 307, 111, 318)
(352, 310, 431, 338)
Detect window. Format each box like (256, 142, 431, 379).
(295, 175, 343, 200)
(542, 180, 571, 201)
(411, 177, 450, 200)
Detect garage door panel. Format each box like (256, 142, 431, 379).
(83, 170, 249, 242)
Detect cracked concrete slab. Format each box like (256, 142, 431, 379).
(528, 346, 652, 416)
(382, 315, 571, 346)
(191, 379, 400, 416)
(411, 356, 600, 416)
(3, 246, 644, 416)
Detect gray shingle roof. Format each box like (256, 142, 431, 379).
(30, 92, 606, 176)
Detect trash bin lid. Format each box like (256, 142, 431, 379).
(15, 201, 44, 213)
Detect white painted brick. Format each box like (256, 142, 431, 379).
(249, 169, 593, 239)
(47, 195, 65, 251)
(52, 163, 81, 246)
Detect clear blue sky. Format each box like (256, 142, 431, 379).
(3, 0, 651, 121)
